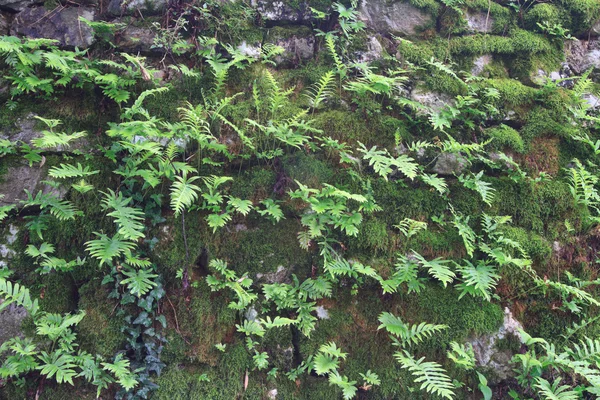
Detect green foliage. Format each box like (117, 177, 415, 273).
(394, 350, 455, 399)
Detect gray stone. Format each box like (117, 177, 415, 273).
(593, 19, 600, 36)
(466, 11, 493, 33)
(355, 36, 384, 64)
(1, 112, 43, 144)
(0, 225, 18, 265)
(0, 0, 40, 12)
(432, 153, 468, 175)
(359, 0, 433, 36)
(245, 306, 259, 322)
(471, 54, 492, 76)
(565, 39, 600, 74)
(117, 26, 158, 54)
(584, 93, 600, 110)
(1, 112, 89, 152)
(316, 305, 329, 320)
(252, 0, 311, 23)
(468, 307, 524, 382)
(108, 0, 166, 16)
(267, 389, 278, 399)
(410, 86, 454, 114)
(255, 265, 290, 284)
(0, 302, 28, 346)
(0, 163, 65, 206)
(266, 27, 315, 66)
(237, 40, 261, 59)
(11, 7, 95, 49)
(0, 12, 10, 34)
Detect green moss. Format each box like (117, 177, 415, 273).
(282, 151, 335, 187)
(405, 284, 504, 354)
(501, 226, 552, 264)
(485, 124, 525, 153)
(524, 3, 569, 32)
(77, 280, 126, 358)
(480, 78, 538, 108)
(349, 217, 391, 254)
(215, 217, 310, 277)
(556, 0, 600, 36)
(229, 166, 276, 201)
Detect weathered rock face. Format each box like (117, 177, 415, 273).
(0, 163, 66, 206)
(565, 39, 600, 74)
(354, 36, 384, 64)
(116, 26, 157, 54)
(11, 7, 96, 49)
(236, 40, 262, 59)
(410, 86, 453, 113)
(266, 26, 314, 66)
(468, 307, 524, 382)
(108, 0, 166, 16)
(252, 0, 312, 23)
(358, 0, 432, 36)
(1, 112, 43, 144)
(471, 54, 493, 76)
(433, 153, 468, 175)
(0, 0, 40, 12)
(0, 12, 10, 34)
(0, 302, 28, 346)
(466, 11, 493, 33)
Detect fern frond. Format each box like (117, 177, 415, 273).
(395, 350, 455, 399)
(48, 163, 99, 179)
(304, 71, 335, 110)
(0, 278, 39, 315)
(170, 174, 201, 216)
(85, 233, 136, 266)
(378, 312, 447, 347)
(535, 377, 580, 400)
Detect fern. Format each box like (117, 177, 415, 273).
(0, 278, 39, 315)
(447, 342, 476, 370)
(170, 173, 201, 216)
(459, 171, 495, 206)
(120, 268, 158, 297)
(48, 163, 99, 179)
(305, 70, 336, 110)
(394, 218, 427, 238)
(412, 251, 455, 287)
(455, 260, 499, 302)
(101, 190, 146, 241)
(358, 143, 419, 181)
(535, 377, 580, 400)
(566, 159, 600, 210)
(378, 312, 447, 347)
(394, 350, 455, 399)
(85, 233, 136, 266)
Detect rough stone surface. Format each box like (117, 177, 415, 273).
(468, 307, 524, 382)
(0, 163, 65, 206)
(432, 153, 468, 175)
(358, 0, 433, 36)
(0, 11, 10, 34)
(0, 225, 18, 267)
(316, 305, 329, 320)
(11, 7, 95, 49)
(466, 11, 493, 33)
(255, 265, 290, 284)
(237, 40, 262, 59)
(252, 0, 312, 23)
(593, 19, 600, 36)
(355, 36, 384, 64)
(565, 39, 600, 74)
(0, 0, 39, 12)
(116, 26, 158, 54)
(267, 27, 315, 66)
(108, 0, 166, 16)
(471, 54, 492, 76)
(0, 112, 42, 144)
(410, 86, 453, 113)
(0, 302, 28, 346)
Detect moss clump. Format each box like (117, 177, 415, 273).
(481, 78, 538, 108)
(485, 124, 525, 153)
(77, 280, 126, 358)
(228, 166, 276, 201)
(215, 217, 310, 277)
(282, 151, 335, 187)
(405, 284, 504, 353)
(163, 281, 236, 364)
(525, 3, 569, 32)
(556, 0, 600, 36)
(501, 226, 552, 264)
